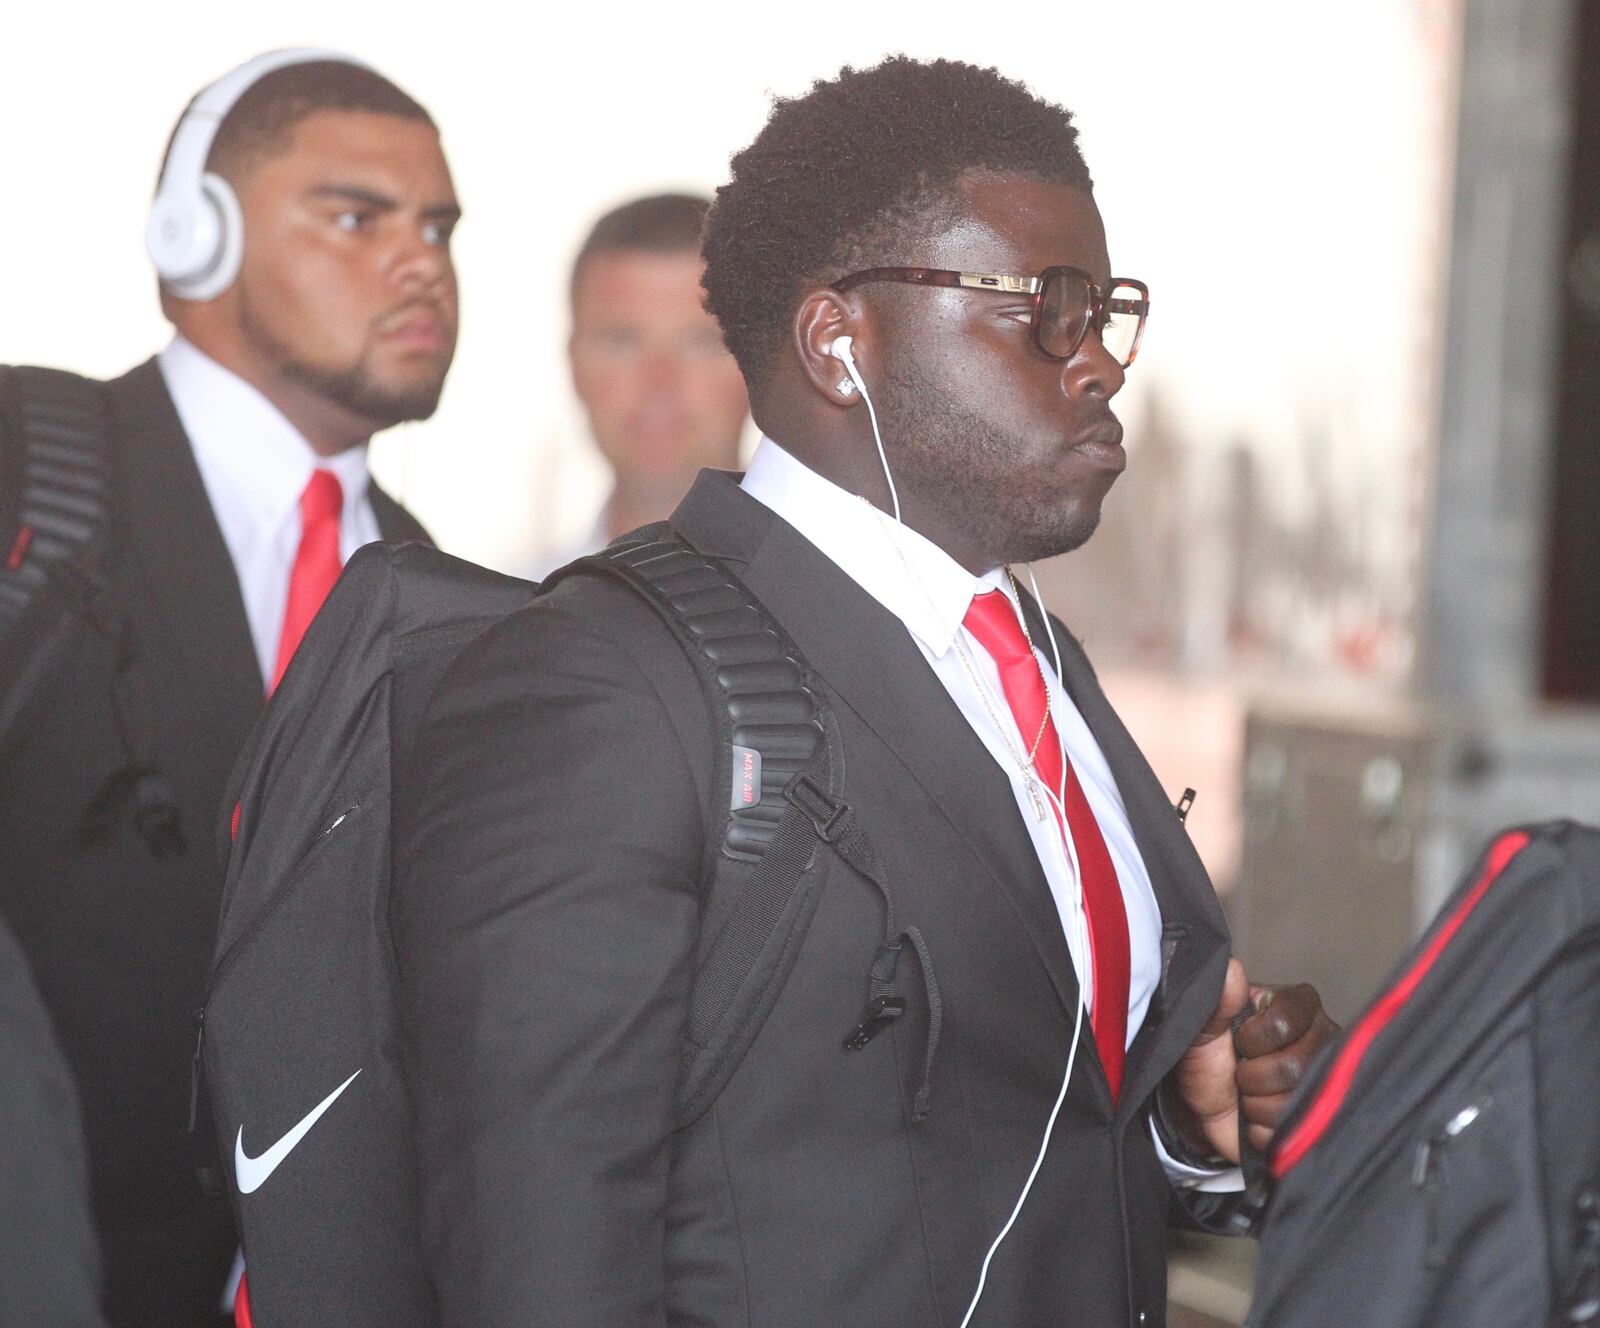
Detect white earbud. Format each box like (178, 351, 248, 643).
(829, 334, 867, 398)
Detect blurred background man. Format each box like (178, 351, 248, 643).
(0, 52, 452, 1326)
(532, 193, 748, 575)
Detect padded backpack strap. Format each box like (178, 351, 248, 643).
(553, 529, 834, 866)
(0, 366, 113, 748)
(552, 532, 944, 1128)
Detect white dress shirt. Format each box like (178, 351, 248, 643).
(742, 438, 1238, 1188)
(159, 336, 382, 688)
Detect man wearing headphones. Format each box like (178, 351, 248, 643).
(0, 53, 453, 1326)
(396, 57, 1334, 1326)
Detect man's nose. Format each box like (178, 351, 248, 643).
(1060, 327, 1126, 401)
(391, 227, 453, 293)
(639, 349, 688, 391)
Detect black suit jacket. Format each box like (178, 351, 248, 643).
(394, 470, 1231, 1328)
(0, 358, 427, 1328)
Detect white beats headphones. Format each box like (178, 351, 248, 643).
(146, 48, 368, 302)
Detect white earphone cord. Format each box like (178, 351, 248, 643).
(835, 339, 900, 523)
(842, 349, 1093, 1327)
(954, 568, 1091, 1327)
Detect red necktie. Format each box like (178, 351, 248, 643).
(271, 469, 343, 693)
(962, 589, 1131, 1100)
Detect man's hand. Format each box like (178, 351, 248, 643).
(1166, 958, 1341, 1164)
(1233, 977, 1340, 1153)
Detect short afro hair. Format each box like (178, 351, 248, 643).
(161, 59, 434, 188)
(570, 192, 710, 305)
(701, 56, 1093, 388)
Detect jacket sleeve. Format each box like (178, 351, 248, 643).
(392, 599, 707, 1327)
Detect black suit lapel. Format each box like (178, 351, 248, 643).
(105, 359, 263, 746)
(1039, 618, 1232, 1120)
(672, 474, 1084, 1025)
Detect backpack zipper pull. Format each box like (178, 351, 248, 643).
(1412, 1096, 1489, 1267)
(844, 995, 906, 1050)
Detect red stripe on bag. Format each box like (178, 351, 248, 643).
(1270, 829, 1531, 1178)
(5, 525, 33, 571)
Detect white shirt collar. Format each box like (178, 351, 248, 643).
(158, 334, 372, 530)
(740, 436, 1011, 657)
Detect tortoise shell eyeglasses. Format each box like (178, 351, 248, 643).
(830, 266, 1150, 368)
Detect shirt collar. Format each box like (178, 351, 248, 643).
(158, 335, 372, 529)
(740, 436, 1011, 658)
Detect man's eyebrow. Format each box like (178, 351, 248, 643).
(421, 201, 463, 224)
(304, 184, 399, 210)
(305, 184, 461, 224)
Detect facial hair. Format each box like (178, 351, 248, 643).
(874, 355, 1106, 566)
(241, 294, 449, 428)
(276, 352, 446, 428)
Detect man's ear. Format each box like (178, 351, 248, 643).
(792, 287, 868, 408)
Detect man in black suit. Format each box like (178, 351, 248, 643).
(395, 57, 1331, 1326)
(0, 55, 455, 1327)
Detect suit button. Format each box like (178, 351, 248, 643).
(1135, 1313, 1149, 1326)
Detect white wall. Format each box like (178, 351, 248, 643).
(0, 0, 1459, 594)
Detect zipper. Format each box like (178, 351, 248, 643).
(190, 803, 362, 1135)
(186, 1007, 205, 1133)
(206, 803, 362, 1004)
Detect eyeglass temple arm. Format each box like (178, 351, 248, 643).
(831, 267, 1043, 294)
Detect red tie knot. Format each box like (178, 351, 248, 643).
(962, 589, 1034, 666)
(300, 469, 343, 524)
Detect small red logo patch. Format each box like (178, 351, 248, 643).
(730, 745, 763, 812)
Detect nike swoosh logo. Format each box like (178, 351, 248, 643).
(234, 1068, 361, 1196)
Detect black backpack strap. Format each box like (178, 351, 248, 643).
(0, 367, 114, 749)
(786, 768, 943, 1121)
(558, 530, 830, 869)
(0, 367, 182, 855)
(550, 531, 944, 1127)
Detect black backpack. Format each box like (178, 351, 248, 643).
(203, 534, 924, 1328)
(1247, 820, 1600, 1327)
